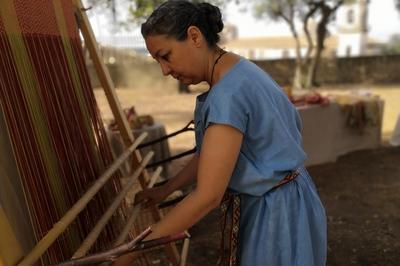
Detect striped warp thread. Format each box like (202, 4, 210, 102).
(0, 0, 127, 264)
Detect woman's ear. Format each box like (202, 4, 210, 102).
(187, 26, 204, 47)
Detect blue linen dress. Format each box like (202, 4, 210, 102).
(194, 58, 327, 265)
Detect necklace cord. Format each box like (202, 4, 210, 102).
(210, 49, 227, 87)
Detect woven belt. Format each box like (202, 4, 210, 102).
(218, 170, 299, 266)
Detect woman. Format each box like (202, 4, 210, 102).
(128, 1, 327, 265)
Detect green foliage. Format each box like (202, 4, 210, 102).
(253, 0, 296, 21)
(126, 0, 230, 21)
(87, 0, 232, 28)
(382, 34, 400, 54)
(127, 0, 164, 21)
(250, 0, 354, 23)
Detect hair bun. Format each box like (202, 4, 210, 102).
(142, 1, 223, 46)
(198, 2, 223, 34)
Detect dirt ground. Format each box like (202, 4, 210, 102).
(94, 84, 400, 265)
(185, 146, 400, 266)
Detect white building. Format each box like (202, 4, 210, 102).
(336, 0, 369, 56)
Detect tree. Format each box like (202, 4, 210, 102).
(86, 0, 117, 21)
(304, 1, 346, 89)
(250, 0, 352, 89)
(381, 34, 400, 55)
(126, 0, 165, 24)
(125, 0, 228, 22)
(252, 1, 305, 89)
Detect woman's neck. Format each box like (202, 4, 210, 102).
(205, 47, 225, 87)
(207, 49, 242, 89)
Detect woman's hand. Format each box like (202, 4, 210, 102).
(135, 155, 199, 208)
(134, 184, 172, 207)
(112, 250, 144, 266)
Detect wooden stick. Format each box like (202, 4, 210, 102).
(96, 167, 163, 266)
(179, 237, 190, 266)
(113, 167, 162, 247)
(56, 227, 152, 266)
(17, 133, 147, 266)
(135, 232, 189, 252)
(56, 230, 189, 266)
(72, 151, 155, 258)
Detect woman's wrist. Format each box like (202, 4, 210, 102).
(164, 179, 177, 195)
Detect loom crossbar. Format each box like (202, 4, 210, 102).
(72, 151, 155, 258)
(114, 166, 162, 247)
(17, 132, 148, 266)
(56, 167, 168, 265)
(58, 167, 164, 266)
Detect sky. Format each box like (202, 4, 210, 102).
(224, 0, 400, 42)
(87, 0, 400, 43)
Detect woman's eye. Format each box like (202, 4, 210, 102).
(161, 53, 170, 61)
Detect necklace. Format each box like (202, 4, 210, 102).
(210, 49, 227, 87)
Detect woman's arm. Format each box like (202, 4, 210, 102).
(135, 154, 199, 206)
(164, 154, 199, 194)
(146, 123, 243, 239)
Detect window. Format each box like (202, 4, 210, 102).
(347, 9, 354, 24)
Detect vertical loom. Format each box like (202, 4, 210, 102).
(0, 0, 188, 265)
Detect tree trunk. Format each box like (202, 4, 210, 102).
(291, 30, 305, 90)
(305, 3, 331, 89)
(293, 61, 303, 90)
(305, 48, 322, 89)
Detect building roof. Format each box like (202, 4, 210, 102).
(223, 35, 339, 57)
(224, 35, 312, 49)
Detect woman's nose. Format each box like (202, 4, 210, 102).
(160, 62, 172, 76)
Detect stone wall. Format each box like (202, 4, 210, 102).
(87, 57, 176, 89)
(253, 54, 400, 86)
(87, 54, 400, 89)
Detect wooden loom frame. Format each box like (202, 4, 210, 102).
(15, 0, 189, 265)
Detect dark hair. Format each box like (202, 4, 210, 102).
(141, 0, 224, 46)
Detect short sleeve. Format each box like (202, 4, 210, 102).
(203, 91, 248, 134)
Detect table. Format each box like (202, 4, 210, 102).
(107, 122, 171, 177)
(299, 99, 384, 166)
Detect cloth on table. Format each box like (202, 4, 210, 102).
(299, 92, 384, 166)
(333, 94, 382, 133)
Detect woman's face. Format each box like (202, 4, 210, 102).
(145, 30, 206, 85)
